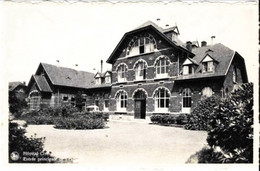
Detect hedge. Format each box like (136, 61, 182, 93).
(150, 114, 188, 125)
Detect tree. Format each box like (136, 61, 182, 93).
(207, 83, 253, 163)
(185, 96, 221, 131)
(9, 91, 27, 118)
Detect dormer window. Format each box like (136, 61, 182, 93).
(105, 73, 111, 84)
(127, 34, 157, 56)
(183, 65, 193, 75)
(182, 58, 195, 75)
(202, 61, 214, 73)
(95, 78, 101, 84)
(201, 55, 215, 73)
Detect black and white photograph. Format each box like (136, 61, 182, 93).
(0, 0, 258, 170)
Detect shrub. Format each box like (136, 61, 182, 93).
(9, 122, 55, 163)
(19, 109, 57, 125)
(207, 83, 253, 163)
(184, 96, 221, 131)
(186, 146, 224, 163)
(53, 104, 79, 117)
(9, 91, 27, 118)
(176, 114, 188, 125)
(150, 114, 187, 125)
(54, 114, 105, 129)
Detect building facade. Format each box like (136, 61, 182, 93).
(27, 21, 248, 120)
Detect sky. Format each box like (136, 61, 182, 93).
(0, 1, 258, 84)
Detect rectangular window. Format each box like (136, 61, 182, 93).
(63, 96, 68, 102)
(95, 78, 101, 84)
(202, 61, 214, 73)
(139, 45, 144, 54)
(105, 100, 109, 108)
(183, 97, 191, 107)
(202, 62, 208, 72)
(105, 76, 111, 83)
(208, 61, 214, 72)
(188, 65, 193, 74)
(183, 65, 189, 75)
(95, 100, 99, 107)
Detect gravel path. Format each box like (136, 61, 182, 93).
(25, 120, 207, 167)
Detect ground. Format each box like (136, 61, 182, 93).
(25, 120, 207, 167)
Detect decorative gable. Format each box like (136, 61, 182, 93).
(202, 55, 214, 62)
(94, 73, 101, 78)
(183, 58, 193, 65)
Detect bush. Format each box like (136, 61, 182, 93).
(20, 106, 108, 129)
(19, 109, 57, 125)
(186, 146, 224, 163)
(52, 104, 79, 117)
(184, 96, 221, 131)
(207, 83, 253, 163)
(9, 91, 27, 118)
(176, 114, 188, 125)
(9, 122, 55, 163)
(54, 114, 105, 129)
(150, 114, 188, 125)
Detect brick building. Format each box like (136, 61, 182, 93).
(27, 21, 248, 120)
(92, 21, 248, 119)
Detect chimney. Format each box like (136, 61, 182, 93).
(186, 41, 192, 51)
(23, 81, 26, 85)
(101, 60, 103, 73)
(211, 36, 216, 45)
(201, 41, 207, 47)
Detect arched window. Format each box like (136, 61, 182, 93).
(155, 56, 170, 78)
(153, 87, 170, 112)
(29, 90, 41, 111)
(117, 64, 128, 82)
(201, 87, 213, 99)
(127, 34, 156, 56)
(134, 60, 147, 81)
(182, 88, 192, 113)
(115, 90, 128, 112)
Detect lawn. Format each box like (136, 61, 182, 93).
(25, 120, 207, 167)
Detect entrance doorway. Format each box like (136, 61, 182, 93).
(133, 90, 147, 119)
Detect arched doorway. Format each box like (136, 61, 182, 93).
(133, 89, 147, 119)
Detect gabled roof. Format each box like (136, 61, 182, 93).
(94, 70, 112, 78)
(33, 75, 52, 92)
(39, 63, 95, 89)
(104, 70, 112, 76)
(183, 57, 199, 65)
(201, 54, 218, 63)
(135, 20, 179, 35)
(94, 72, 102, 78)
(106, 21, 193, 64)
(177, 43, 236, 81)
(9, 81, 26, 91)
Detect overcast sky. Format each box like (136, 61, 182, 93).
(0, 1, 258, 84)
